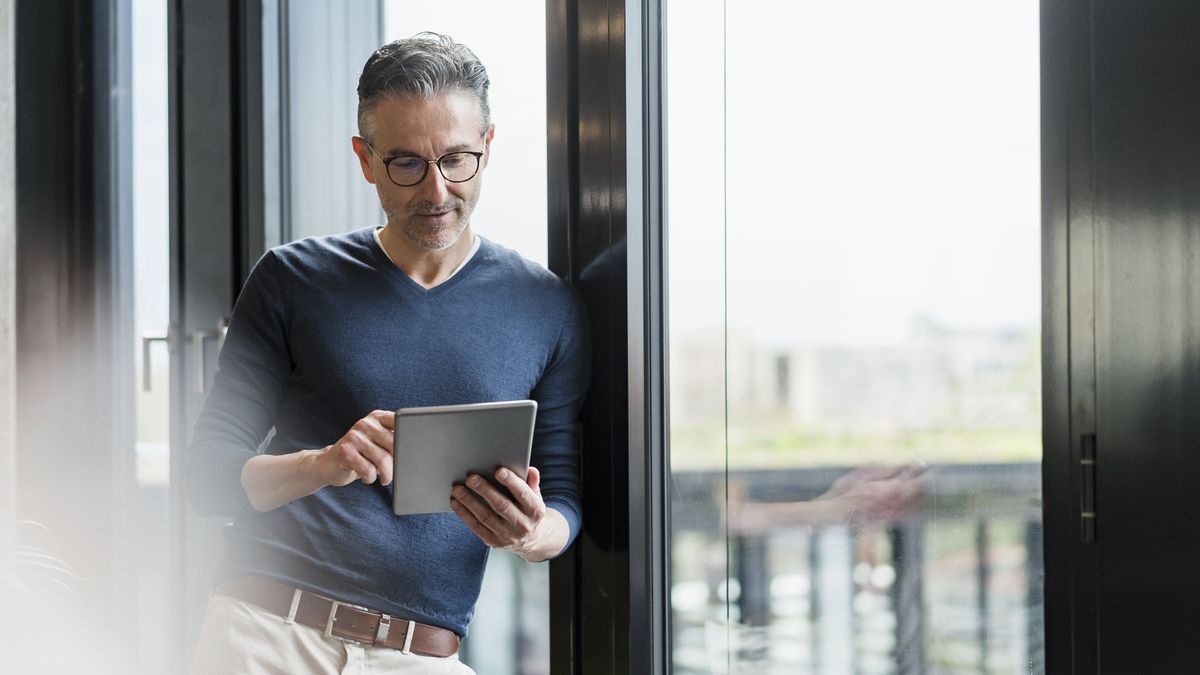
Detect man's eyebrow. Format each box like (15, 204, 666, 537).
(383, 142, 476, 157)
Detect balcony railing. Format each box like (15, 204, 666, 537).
(671, 463, 1043, 675)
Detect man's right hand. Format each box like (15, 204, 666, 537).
(242, 410, 396, 512)
(315, 410, 396, 487)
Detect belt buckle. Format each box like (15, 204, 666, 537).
(324, 600, 372, 645)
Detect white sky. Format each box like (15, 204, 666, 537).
(668, 0, 1041, 347)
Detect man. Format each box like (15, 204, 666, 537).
(185, 33, 588, 674)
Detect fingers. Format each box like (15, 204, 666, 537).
(371, 409, 395, 431)
(848, 465, 907, 481)
(328, 413, 395, 486)
(450, 486, 512, 548)
(355, 414, 395, 454)
(450, 466, 546, 547)
(455, 476, 518, 532)
(497, 467, 544, 519)
(330, 441, 388, 485)
(449, 498, 502, 547)
(353, 424, 394, 485)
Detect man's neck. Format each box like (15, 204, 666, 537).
(378, 224, 477, 289)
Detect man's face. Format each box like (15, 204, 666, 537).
(353, 93, 493, 252)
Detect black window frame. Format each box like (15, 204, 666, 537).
(546, 0, 669, 673)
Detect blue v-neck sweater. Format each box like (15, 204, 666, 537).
(183, 228, 589, 636)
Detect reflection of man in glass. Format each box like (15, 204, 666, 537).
(184, 33, 588, 674)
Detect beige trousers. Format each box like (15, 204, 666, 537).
(191, 594, 476, 675)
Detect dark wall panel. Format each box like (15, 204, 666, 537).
(1091, 2, 1200, 671)
(547, 0, 667, 673)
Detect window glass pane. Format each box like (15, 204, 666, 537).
(131, 1, 171, 672)
(133, 0, 170, 490)
(667, 1, 1044, 673)
(381, 5, 550, 674)
(666, 0, 729, 669)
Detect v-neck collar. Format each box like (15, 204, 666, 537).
(363, 227, 487, 298)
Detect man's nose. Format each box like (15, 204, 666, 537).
(417, 164, 451, 203)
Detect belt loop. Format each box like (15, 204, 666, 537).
(285, 589, 302, 625)
(401, 620, 416, 655)
(375, 614, 391, 643)
(324, 600, 341, 638)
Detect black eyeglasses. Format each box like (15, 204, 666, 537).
(361, 140, 484, 187)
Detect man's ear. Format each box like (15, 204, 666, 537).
(351, 136, 377, 184)
(481, 124, 496, 170)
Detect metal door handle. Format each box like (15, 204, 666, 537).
(1080, 433, 1097, 543)
(141, 333, 170, 391)
(193, 318, 230, 395)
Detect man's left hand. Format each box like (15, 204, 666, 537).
(450, 466, 568, 562)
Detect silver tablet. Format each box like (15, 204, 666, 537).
(391, 399, 537, 516)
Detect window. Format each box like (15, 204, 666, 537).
(131, 1, 172, 671)
(666, 1, 1044, 672)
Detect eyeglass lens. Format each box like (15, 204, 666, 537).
(388, 153, 479, 186)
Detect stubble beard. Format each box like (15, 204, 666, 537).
(379, 186, 480, 252)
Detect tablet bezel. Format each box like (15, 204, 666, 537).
(391, 399, 537, 516)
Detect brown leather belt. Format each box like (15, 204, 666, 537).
(216, 576, 460, 658)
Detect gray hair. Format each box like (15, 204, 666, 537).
(356, 32, 491, 140)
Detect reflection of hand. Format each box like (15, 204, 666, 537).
(815, 464, 926, 525)
(450, 466, 569, 562)
(724, 464, 927, 535)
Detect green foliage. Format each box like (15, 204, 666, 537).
(671, 417, 1041, 471)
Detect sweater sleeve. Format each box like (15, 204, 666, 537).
(183, 251, 292, 518)
(530, 288, 591, 553)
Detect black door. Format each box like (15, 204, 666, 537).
(1045, 1, 1200, 672)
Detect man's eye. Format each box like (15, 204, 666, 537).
(392, 158, 425, 172)
(440, 154, 468, 168)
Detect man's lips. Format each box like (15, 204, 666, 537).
(416, 210, 454, 222)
